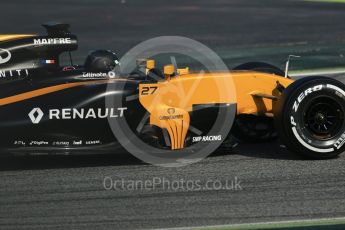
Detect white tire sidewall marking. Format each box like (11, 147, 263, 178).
(327, 84, 345, 150)
(327, 84, 345, 97)
(291, 127, 334, 153)
(289, 83, 345, 153)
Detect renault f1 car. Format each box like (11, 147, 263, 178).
(0, 23, 344, 159)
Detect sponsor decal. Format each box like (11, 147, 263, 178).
(82, 71, 116, 79)
(52, 141, 70, 146)
(167, 108, 175, 115)
(34, 38, 72, 45)
(63, 66, 76, 71)
(14, 139, 102, 147)
(0, 48, 11, 64)
(0, 69, 29, 78)
(73, 140, 82, 145)
(14, 140, 26, 146)
(159, 107, 183, 120)
(28, 107, 127, 124)
(29, 141, 49, 146)
(28, 108, 44, 124)
(85, 140, 101, 145)
(82, 72, 107, 78)
(192, 135, 222, 143)
(159, 114, 183, 120)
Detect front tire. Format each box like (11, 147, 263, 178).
(274, 76, 345, 159)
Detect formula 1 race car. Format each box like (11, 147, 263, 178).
(0, 23, 344, 159)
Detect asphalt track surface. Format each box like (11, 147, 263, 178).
(1, 0, 345, 229)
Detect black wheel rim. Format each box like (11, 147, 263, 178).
(303, 96, 344, 140)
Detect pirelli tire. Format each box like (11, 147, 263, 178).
(274, 76, 345, 159)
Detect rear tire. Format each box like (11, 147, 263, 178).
(274, 76, 345, 159)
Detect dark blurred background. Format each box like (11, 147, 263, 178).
(2, 0, 345, 71)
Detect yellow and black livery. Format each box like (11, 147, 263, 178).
(0, 23, 344, 159)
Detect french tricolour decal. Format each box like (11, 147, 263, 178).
(41, 59, 55, 64)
